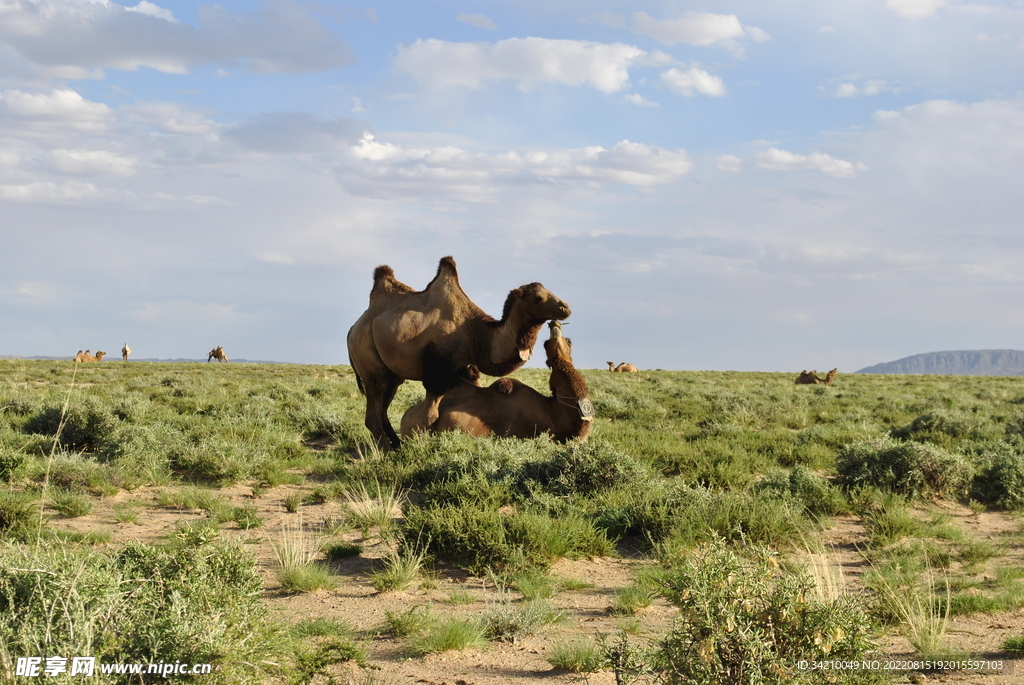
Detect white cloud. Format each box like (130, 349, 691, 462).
(755, 148, 867, 177)
(125, 2, 177, 23)
(351, 96, 367, 113)
(832, 79, 901, 98)
(51, 149, 136, 176)
(0, 0, 357, 75)
(631, 11, 769, 46)
(0, 180, 104, 202)
(819, 25, 837, 34)
(624, 93, 658, 107)
(337, 133, 691, 202)
(393, 38, 645, 93)
(456, 12, 497, 31)
(122, 101, 219, 135)
(886, 0, 948, 19)
(660, 67, 726, 97)
(717, 155, 742, 172)
(0, 88, 114, 130)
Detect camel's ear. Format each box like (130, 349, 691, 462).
(513, 288, 524, 298)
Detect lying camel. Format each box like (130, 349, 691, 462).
(77, 350, 105, 362)
(795, 370, 820, 385)
(401, 320, 593, 443)
(207, 346, 229, 363)
(348, 256, 571, 450)
(607, 361, 638, 373)
(122, 343, 131, 361)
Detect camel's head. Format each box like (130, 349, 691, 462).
(544, 320, 573, 367)
(510, 282, 571, 322)
(95, 351, 106, 360)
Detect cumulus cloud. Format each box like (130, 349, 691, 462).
(886, 0, 947, 19)
(660, 67, 726, 97)
(755, 148, 867, 177)
(393, 38, 645, 92)
(0, 89, 114, 131)
(51, 149, 136, 176)
(830, 79, 903, 98)
(631, 11, 769, 46)
(226, 112, 368, 153)
(624, 93, 658, 107)
(0, 180, 105, 202)
(337, 133, 691, 201)
(0, 0, 357, 75)
(717, 155, 742, 172)
(456, 12, 497, 30)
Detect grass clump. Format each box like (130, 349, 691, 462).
(836, 437, 974, 500)
(407, 618, 487, 656)
(370, 547, 426, 592)
(654, 540, 875, 685)
(324, 541, 362, 561)
(972, 439, 1024, 509)
(383, 605, 434, 637)
(479, 599, 564, 642)
(273, 521, 336, 592)
(547, 638, 606, 673)
(612, 585, 655, 615)
(49, 489, 94, 518)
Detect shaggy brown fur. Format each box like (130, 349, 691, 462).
(122, 344, 131, 361)
(207, 346, 229, 363)
(348, 256, 571, 450)
(401, 320, 592, 443)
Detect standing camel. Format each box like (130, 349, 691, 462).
(122, 343, 131, 361)
(401, 320, 593, 442)
(208, 346, 230, 363)
(347, 256, 571, 450)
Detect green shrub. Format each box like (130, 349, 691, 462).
(892, 410, 981, 442)
(0, 491, 40, 539)
(479, 599, 564, 641)
(972, 439, 1024, 509)
(407, 618, 487, 656)
(0, 540, 284, 683)
(547, 638, 606, 673)
(50, 489, 94, 518)
(655, 541, 876, 684)
(519, 441, 651, 496)
(23, 400, 119, 452)
(836, 437, 974, 500)
(754, 466, 848, 519)
(0, 446, 27, 481)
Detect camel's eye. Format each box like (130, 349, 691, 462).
(534, 295, 543, 304)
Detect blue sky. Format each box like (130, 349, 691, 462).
(1, 0, 1022, 371)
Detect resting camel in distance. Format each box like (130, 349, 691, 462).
(122, 343, 131, 361)
(607, 361, 638, 372)
(795, 370, 819, 385)
(77, 350, 105, 362)
(348, 256, 571, 451)
(401, 320, 593, 443)
(207, 346, 229, 363)
(73, 350, 85, 362)
(795, 369, 838, 385)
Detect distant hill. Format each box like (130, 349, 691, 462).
(856, 349, 1024, 376)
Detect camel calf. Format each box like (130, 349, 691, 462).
(401, 320, 593, 443)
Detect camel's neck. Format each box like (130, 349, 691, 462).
(546, 359, 592, 441)
(477, 307, 544, 377)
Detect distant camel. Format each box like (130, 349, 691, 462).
(401, 320, 592, 443)
(207, 346, 229, 363)
(122, 343, 131, 361)
(348, 256, 571, 451)
(78, 350, 105, 362)
(73, 350, 85, 362)
(607, 361, 638, 372)
(795, 370, 820, 384)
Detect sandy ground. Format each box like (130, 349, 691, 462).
(50, 484, 1024, 684)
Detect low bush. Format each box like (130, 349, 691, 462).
(753, 466, 848, 519)
(655, 541, 876, 684)
(836, 437, 974, 500)
(972, 439, 1024, 509)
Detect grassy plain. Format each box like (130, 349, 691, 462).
(2, 359, 1024, 683)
